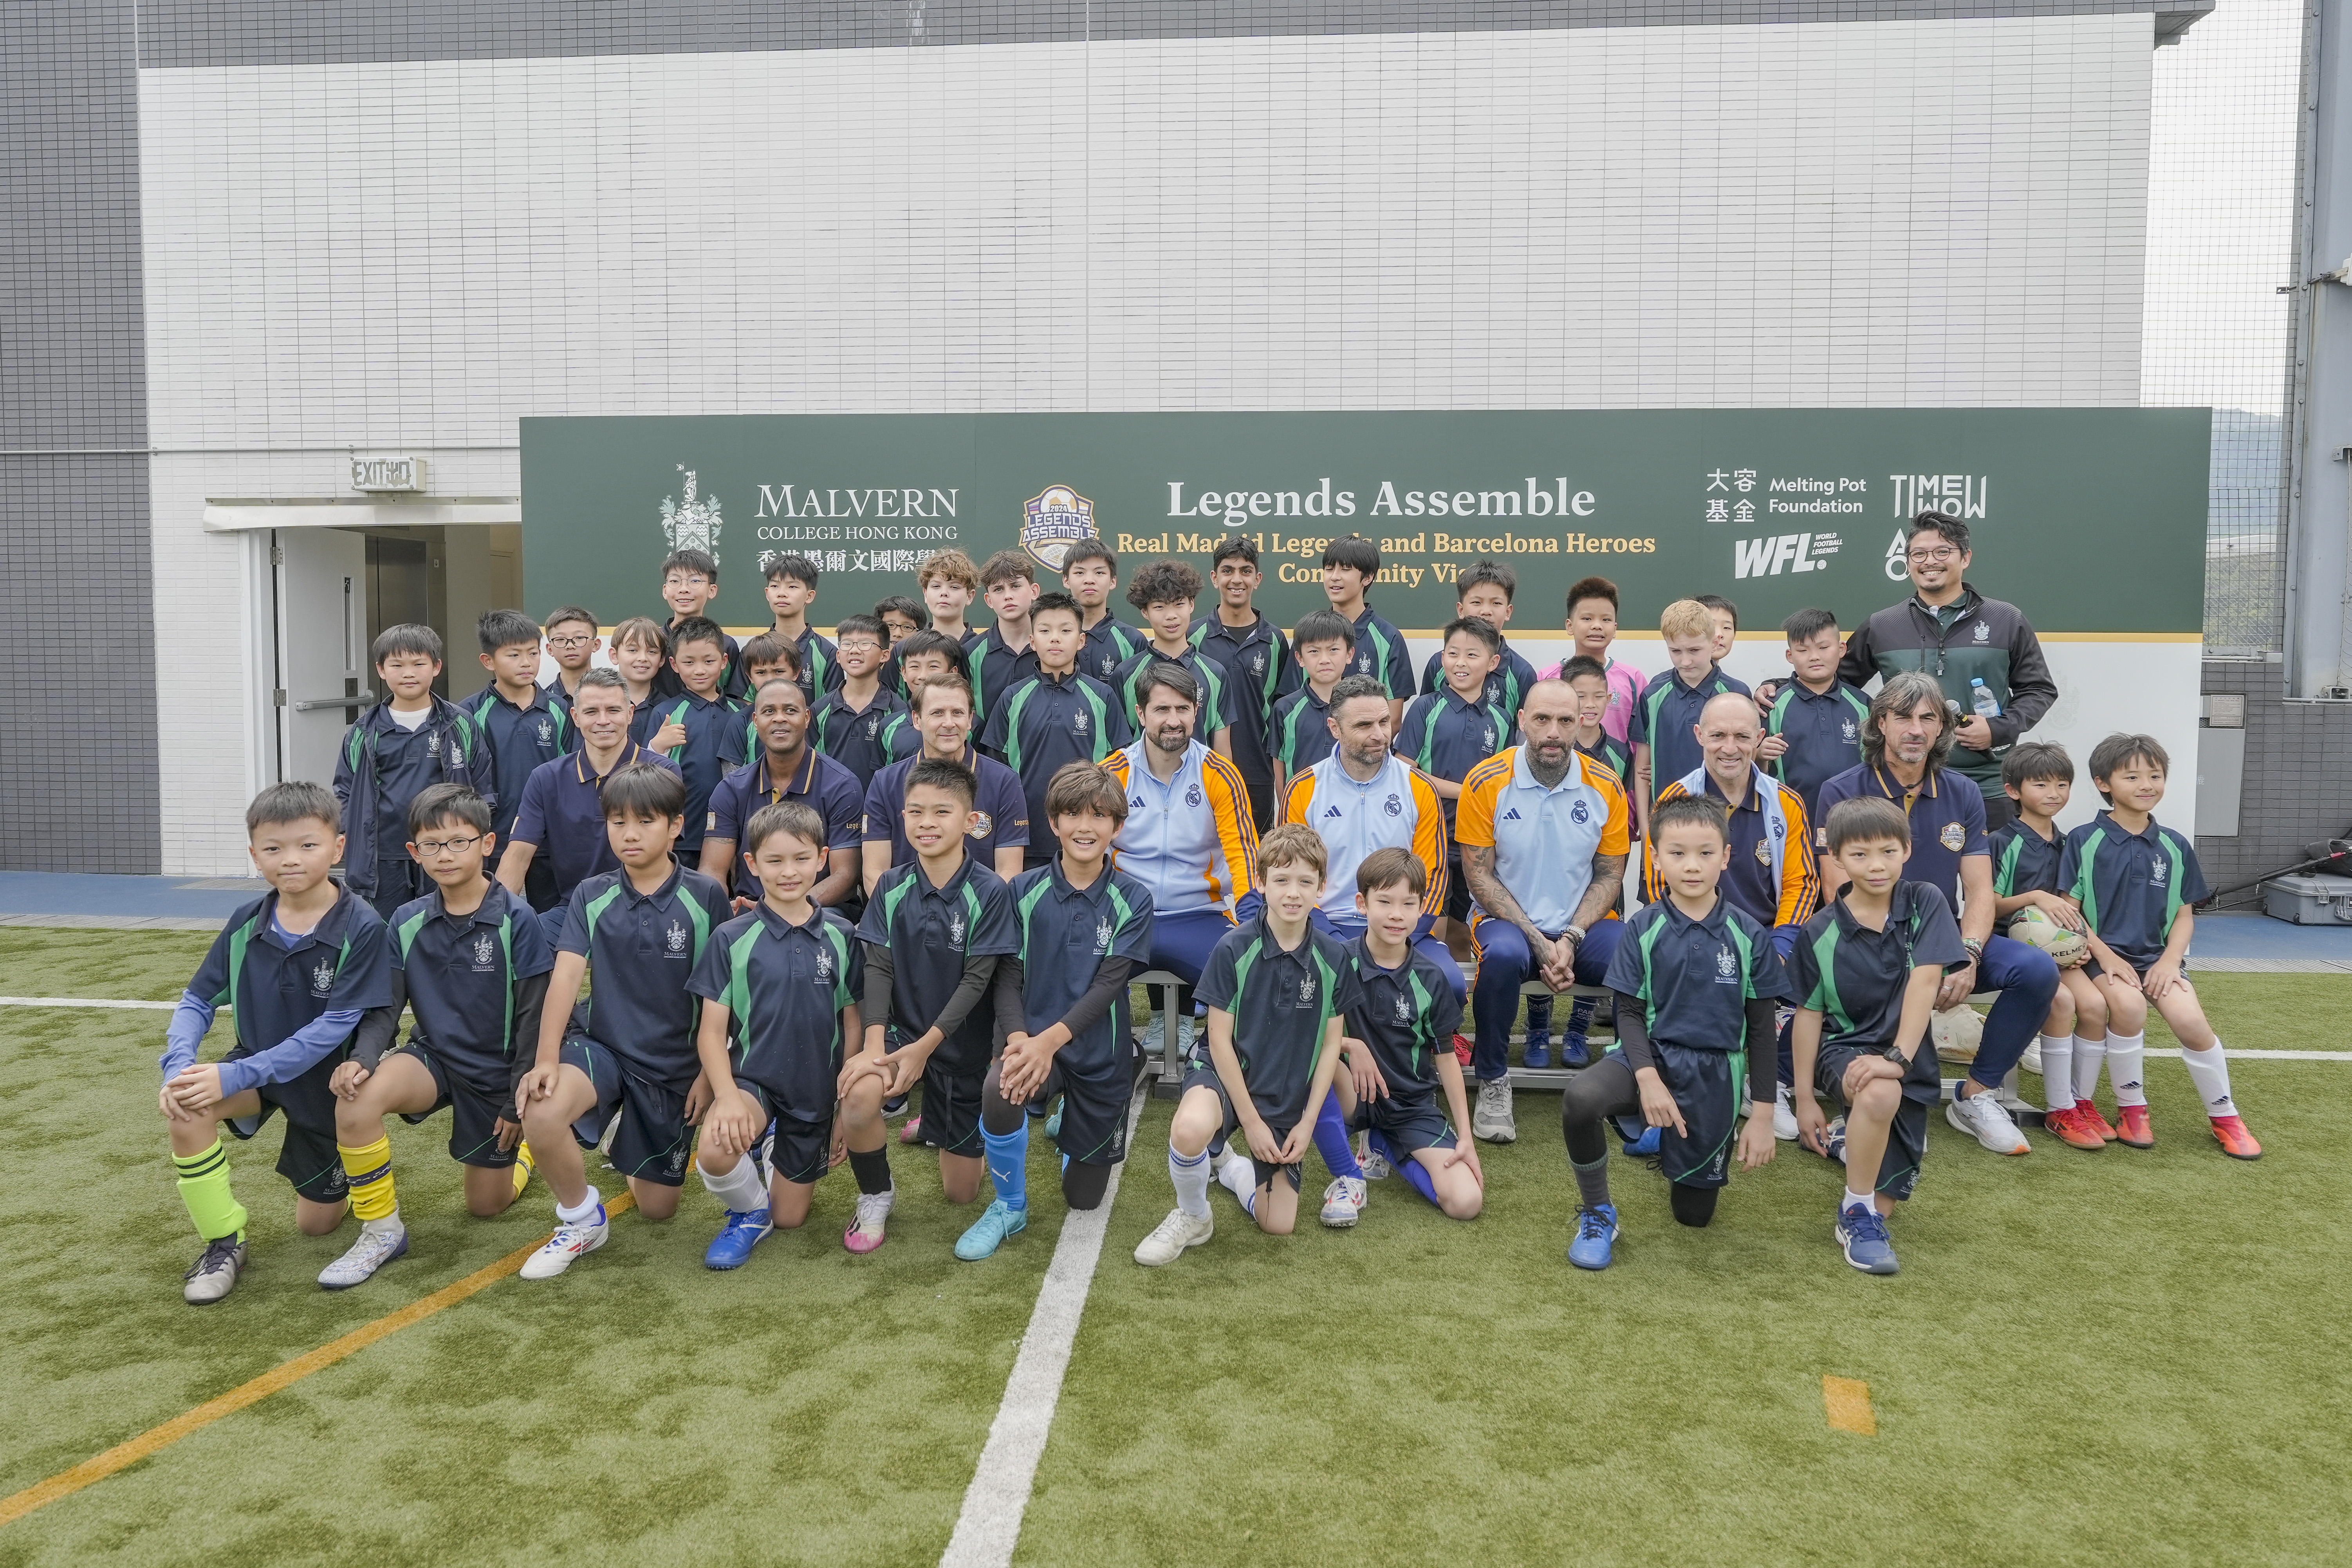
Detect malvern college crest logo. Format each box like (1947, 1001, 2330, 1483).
(310, 959, 336, 995)
(1022, 486, 1096, 572)
(666, 921, 688, 954)
(659, 466, 724, 563)
(471, 933, 496, 969)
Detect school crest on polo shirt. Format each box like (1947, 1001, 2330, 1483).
(815, 946, 835, 981)
(536, 717, 554, 745)
(426, 730, 442, 758)
(1394, 991, 1412, 1023)
(948, 913, 967, 948)
(1298, 977, 1317, 1004)
(1073, 711, 1090, 738)
(471, 933, 497, 970)
(309, 959, 336, 995)
(1715, 947, 1737, 981)
(1940, 823, 1967, 851)
(1096, 917, 1114, 953)
(666, 920, 688, 954)
(1841, 719, 1858, 742)
(866, 715, 881, 737)
(1250, 652, 1266, 676)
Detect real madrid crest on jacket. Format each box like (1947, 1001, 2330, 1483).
(334, 695, 492, 912)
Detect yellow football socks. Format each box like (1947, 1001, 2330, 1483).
(173, 1137, 248, 1242)
(338, 1135, 398, 1223)
(512, 1139, 536, 1196)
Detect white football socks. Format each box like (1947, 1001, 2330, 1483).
(1170, 1147, 1211, 1220)
(1217, 1152, 1259, 1212)
(2072, 1035, 2107, 1104)
(2181, 1039, 2237, 1117)
(2106, 1032, 2148, 1107)
(2039, 1034, 2074, 1113)
(700, 1152, 768, 1213)
(1842, 1187, 1875, 1214)
(556, 1187, 604, 1225)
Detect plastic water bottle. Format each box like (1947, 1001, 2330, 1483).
(1969, 678, 2001, 720)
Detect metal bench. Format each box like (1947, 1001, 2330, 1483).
(1496, 980, 1616, 1090)
(1132, 969, 1192, 1098)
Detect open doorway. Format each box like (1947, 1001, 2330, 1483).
(360, 523, 525, 702)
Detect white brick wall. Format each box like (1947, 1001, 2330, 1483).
(137, 14, 2156, 869)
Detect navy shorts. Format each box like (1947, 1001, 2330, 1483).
(560, 1036, 693, 1187)
(1815, 1041, 1937, 1201)
(1348, 1090, 1455, 1158)
(1027, 1043, 1136, 1167)
(916, 1057, 985, 1159)
(390, 1042, 522, 1169)
(738, 1081, 835, 1186)
(222, 1047, 349, 1203)
(1570, 1047, 1742, 1188)
(1179, 1063, 1301, 1193)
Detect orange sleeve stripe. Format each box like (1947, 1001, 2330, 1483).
(1777, 783, 1821, 929)
(1205, 754, 1261, 903)
(1410, 774, 1448, 916)
(1456, 751, 1513, 849)
(1282, 770, 1316, 826)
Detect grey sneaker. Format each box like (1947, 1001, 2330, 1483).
(1472, 1077, 1518, 1143)
(318, 1222, 409, 1290)
(1319, 1175, 1367, 1228)
(183, 1235, 247, 1305)
(1140, 1010, 1167, 1058)
(1947, 1090, 2032, 1155)
(1357, 1133, 1392, 1180)
(1133, 1207, 1214, 1266)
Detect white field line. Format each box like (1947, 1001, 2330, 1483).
(0, 997, 195, 1011)
(939, 1083, 1151, 1568)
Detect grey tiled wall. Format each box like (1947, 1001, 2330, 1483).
(2, 3, 160, 875)
(2197, 661, 2352, 897)
(135, 0, 2211, 66)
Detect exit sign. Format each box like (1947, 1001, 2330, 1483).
(350, 455, 425, 491)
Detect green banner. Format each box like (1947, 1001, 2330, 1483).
(520, 409, 2208, 633)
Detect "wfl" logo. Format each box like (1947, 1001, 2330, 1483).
(1733, 533, 1839, 580)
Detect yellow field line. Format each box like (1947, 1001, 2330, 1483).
(1822, 1375, 1877, 1435)
(0, 1191, 637, 1530)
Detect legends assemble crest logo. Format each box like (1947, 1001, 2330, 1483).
(1022, 486, 1097, 572)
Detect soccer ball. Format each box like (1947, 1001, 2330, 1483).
(2006, 905, 2090, 968)
(1930, 1005, 1984, 1064)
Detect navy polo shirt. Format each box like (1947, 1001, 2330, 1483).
(1007, 860, 1156, 1077)
(509, 744, 684, 905)
(1193, 915, 1363, 1130)
(633, 687, 747, 854)
(792, 625, 843, 700)
(388, 881, 554, 1092)
(556, 864, 733, 1088)
(1419, 638, 1540, 727)
(369, 719, 444, 850)
(1814, 763, 1986, 910)
(1576, 734, 1633, 792)
(706, 747, 866, 900)
(687, 902, 862, 1115)
(1605, 893, 1789, 1052)
(2058, 811, 2209, 969)
(1341, 936, 1462, 1100)
(856, 853, 1020, 1074)
(1348, 604, 1414, 702)
(1112, 646, 1230, 742)
(1396, 686, 1514, 819)
(1766, 679, 1871, 815)
(978, 671, 1132, 859)
(810, 687, 918, 789)
(465, 686, 575, 843)
(1272, 686, 1338, 775)
(1628, 665, 1751, 801)
(862, 744, 1031, 870)
(969, 627, 1040, 724)
(1789, 881, 1968, 1052)
(1989, 819, 2066, 899)
(1190, 612, 1296, 779)
(192, 888, 393, 1065)
(1079, 615, 1148, 684)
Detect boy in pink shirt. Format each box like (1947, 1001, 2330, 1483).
(1536, 576, 1643, 745)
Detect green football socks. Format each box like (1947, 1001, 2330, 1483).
(174, 1137, 249, 1242)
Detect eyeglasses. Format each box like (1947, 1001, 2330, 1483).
(547, 634, 595, 648)
(1906, 546, 1959, 564)
(413, 835, 483, 856)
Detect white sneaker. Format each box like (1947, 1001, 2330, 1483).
(1134, 1207, 1214, 1266)
(1140, 1011, 1166, 1057)
(1773, 1083, 1799, 1142)
(318, 1222, 408, 1290)
(845, 1189, 894, 1254)
(2021, 1038, 2043, 1075)
(521, 1208, 608, 1279)
(1947, 1090, 2033, 1155)
(1357, 1133, 1392, 1180)
(1320, 1175, 1367, 1228)
(1472, 1077, 1517, 1143)
(1175, 1013, 1196, 1060)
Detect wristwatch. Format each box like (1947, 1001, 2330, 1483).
(1883, 1045, 1912, 1068)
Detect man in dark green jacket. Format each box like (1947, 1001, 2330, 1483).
(1838, 511, 2058, 831)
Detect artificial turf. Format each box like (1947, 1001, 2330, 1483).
(2, 928, 2348, 1566)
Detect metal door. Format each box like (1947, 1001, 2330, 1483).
(274, 527, 370, 787)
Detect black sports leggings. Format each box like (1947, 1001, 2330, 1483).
(981, 1060, 1114, 1210)
(1560, 1058, 1719, 1227)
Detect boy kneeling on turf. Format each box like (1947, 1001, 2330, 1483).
(322, 784, 556, 1289)
(686, 801, 867, 1270)
(958, 762, 1157, 1260)
(1789, 797, 1968, 1276)
(514, 763, 734, 1279)
(2060, 733, 2260, 1158)
(1334, 848, 1483, 1220)
(1558, 794, 1791, 1269)
(1136, 825, 1362, 1264)
(160, 782, 395, 1304)
(850, 758, 1021, 1252)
